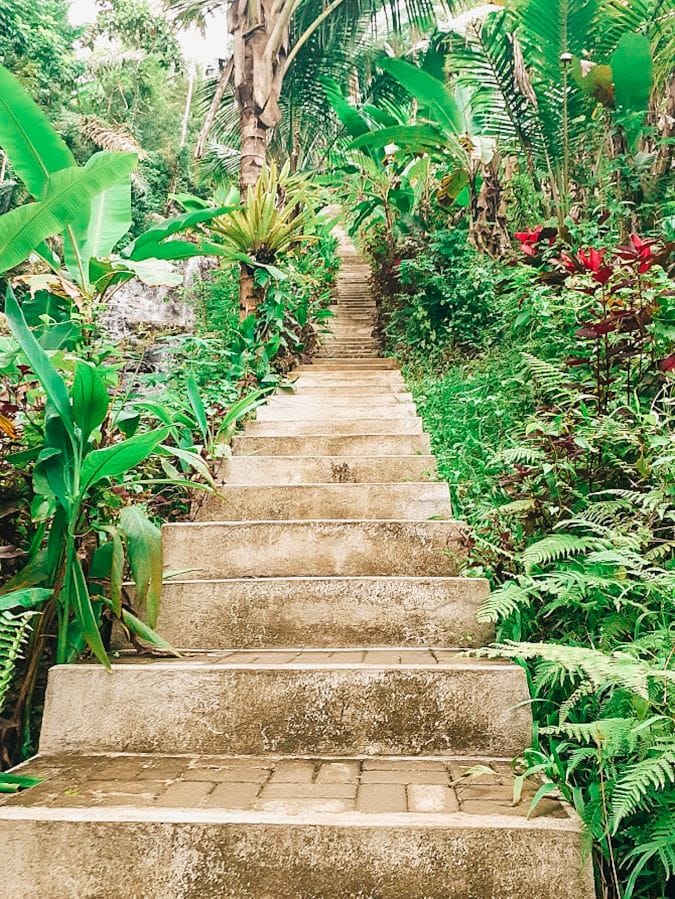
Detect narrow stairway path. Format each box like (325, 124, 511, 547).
(0, 238, 594, 898)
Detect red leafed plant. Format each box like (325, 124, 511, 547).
(550, 234, 674, 411)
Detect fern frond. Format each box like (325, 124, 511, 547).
(498, 446, 545, 465)
(522, 534, 604, 571)
(612, 749, 675, 828)
(478, 580, 532, 623)
(471, 641, 659, 702)
(0, 611, 36, 715)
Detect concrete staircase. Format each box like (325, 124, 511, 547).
(0, 242, 594, 898)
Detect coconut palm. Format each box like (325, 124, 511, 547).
(166, 0, 445, 189)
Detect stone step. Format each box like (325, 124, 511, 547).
(317, 351, 381, 359)
(39, 650, 531, 756)
(255, 403, 418, 421)
(162, 519, 468, 578)
(0, 753, 592, 899)
(231, 433, 432, 456)
(287, 373, 405, 387)
(328, 309, 377, 319)
(200, 483, 451, 521)
(244, 419, 424, 436)
(151, 576, 491, 648)
(271, 391, 414, 403)
(326, 328, 375, 338)
(216, 454, 438, 484)
(297, 359, 398, 370)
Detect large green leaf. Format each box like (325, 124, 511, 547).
(320, 77, 373, 139)
(125, 239, 227, 263)
(125, 205, 236, 261)
(60, 152, 137, 284)
(72, 361, 110, 445)
(611, 33, 654, 111)
(0, 65, 75, 198)
(64, 552, 110, 668)
(0, 152, 137, 275)
(4, 288, 74, 438)
(0, 587, 52, 612)
(86, 182, 133, 259)
(350, 124, 444, 153)
(378, 58, 462, 136)
(110, 257, 183, 286)
(119, 505, 163, 628)
(79, 427, 170, 495)
(186, 374, 208, 442)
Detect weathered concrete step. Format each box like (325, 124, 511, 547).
(288, 373, 405, 387)
(217, 454, 437, 484)
(271, 390, 414, 403)
(152, 576, 491, 648)
(39, 650, 531, 756)
(317, 351, 381, 359)
(297, 359, 398, 370)
(163, 519, 468, 578)
(201, 483, 451, 521)
(231, 433, 432, 456)
(331, 312, 376, 318)
(326, 328, 375, 338)
(256, 403, 418, 421)
(0, 753, 592, 899)
(244, 419, 424, 436)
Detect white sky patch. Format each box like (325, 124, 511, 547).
(68, 0, 229, 65)
(436, 3, 501, 34)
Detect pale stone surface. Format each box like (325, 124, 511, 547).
(142, 576, 492, 649)
(39, 651, 532, 756)
(199, 482, 451, 521)
(216, 454, 438, 484)
(244, 417, 425, 436)
(231, 433, 432, 455)
(162, 519, 471, 578)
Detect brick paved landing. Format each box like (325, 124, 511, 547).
(3, 753, 571, 820)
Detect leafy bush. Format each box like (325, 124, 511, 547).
(382, 229, 500, 353)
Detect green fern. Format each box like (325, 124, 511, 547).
(471, 641, 662, 702)
(522, 534, 604, 571)
(0, 611, 35, 716)
(612, 748, 675, 829)
(478, 580, 532, 623)
(622, 809, 675, 899)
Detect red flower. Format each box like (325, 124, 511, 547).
(515, 227, 543, 245)
(559, 247, 613, 285)
(514, 227, 544, 257)
(615, 234, 658, 273)
(658, 354, 675, 373)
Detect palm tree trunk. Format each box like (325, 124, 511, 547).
(239, 103, 268, 191)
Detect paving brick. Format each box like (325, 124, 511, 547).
(268, 760, 316, 783)
(261, 783, 357, 800)
(315, 762, 360, 784)
(204, 782, 260, 809)
(157, 781, 214, 807)
(407, 785, 459, 813)
(184, 765, 271, 783)
(356, 783, 407, 813)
